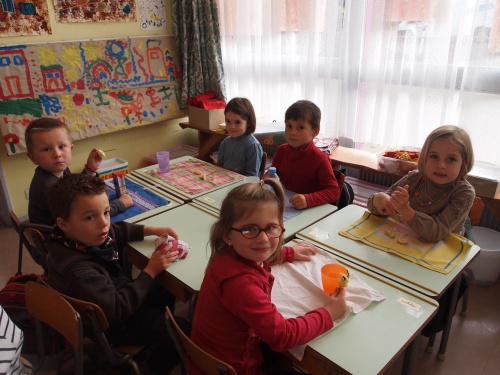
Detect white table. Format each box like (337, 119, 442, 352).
(296, 204, 480, 360)
(193, 184, 338, 241)
(126, 203, 218, 303)
(278, 240, 438, 375)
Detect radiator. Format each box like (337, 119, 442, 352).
(358, 170, 399, 187)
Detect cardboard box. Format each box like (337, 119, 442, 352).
(188, 106, 225, 130)
(97, 158, 129, 180)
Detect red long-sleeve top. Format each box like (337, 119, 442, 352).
(189, 246, 333, 375)
(272, 141, 340, 207)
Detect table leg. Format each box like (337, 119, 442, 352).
(437, 276, 461, 360)
(401, 334, 420, 375)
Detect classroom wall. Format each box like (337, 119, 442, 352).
(0, 0, 196, 219)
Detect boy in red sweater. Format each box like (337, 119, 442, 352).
(271, 100, 340, 208)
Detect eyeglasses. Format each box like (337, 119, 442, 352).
(231, 224, 285, 239)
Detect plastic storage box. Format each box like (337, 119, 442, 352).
(97, 158, 129, 180)
(377, 149, 420, 176)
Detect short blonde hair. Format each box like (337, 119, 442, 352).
(417, 125, 474, 179)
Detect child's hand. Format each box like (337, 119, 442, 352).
(292, 242, 317, 261)
(144, 242, 179, 278)
(324, 287, 349, 321)
(118, 193, 133, 208)
(144, 226, 179, 240)
(389, 185, 409, 211)
(86, 148, 104, 170)
(289, 194, 307, 209)
(373, 192, 396, 216)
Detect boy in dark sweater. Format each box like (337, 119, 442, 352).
(46, 173, 181, 374)
(26, 117, 132, 226)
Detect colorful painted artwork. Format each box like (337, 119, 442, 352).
(0, 0, 52, 37)
(139, 0, 166, 30)
(0, 36, 182, 155)
(54, 0, 136, 23)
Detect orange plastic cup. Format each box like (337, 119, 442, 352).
(321, 264, 348, 294)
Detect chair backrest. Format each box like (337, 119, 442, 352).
(259, 152, 268, 179)
(36, 278, 143, 373)
(10, 210, 21, 233)
(10, 210, 53, 275)
(23, 227, 49, 272)
(469, 196, 484, 226)
(37, 277, 109, 330)
(332, 168, 354, 209)
(165, 307, 237, 375)
(25, 280, 84, 375)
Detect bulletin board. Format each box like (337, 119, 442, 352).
(0, 35, 182, 155)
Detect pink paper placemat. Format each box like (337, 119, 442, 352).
(145, 159, 243, 195)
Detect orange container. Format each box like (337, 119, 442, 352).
(321, 264, 349, 294)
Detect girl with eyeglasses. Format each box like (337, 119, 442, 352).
(189, 179, 348, 375)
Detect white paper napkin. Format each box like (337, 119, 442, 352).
(271, 245, 385, 360)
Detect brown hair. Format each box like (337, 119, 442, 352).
(209, 179, 285, 263)
(49, 173, 107, 221)
(25, 118, 71, 153)
(224, 97, 257, 135)
(285, 100, 321, 130)
(417, 125, 474, 179)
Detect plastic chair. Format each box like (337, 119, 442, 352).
(36, 278, 144, 374)
(25, 280, 84, 375)
(9, 211, 52, 275)
(259, 152, 268, 179)
(165, 306, 236, 375)
(332, 168, 354, 209)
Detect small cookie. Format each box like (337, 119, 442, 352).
(338, 272, 350, 288)
(397, 237, 408, 244)
(97, 149, 106, 158)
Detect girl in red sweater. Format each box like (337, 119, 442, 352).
(189, 179, 348, 375)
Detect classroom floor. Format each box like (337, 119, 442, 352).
(1, 218, 499, 375)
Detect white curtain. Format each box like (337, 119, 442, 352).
(217, 0, 500, 167)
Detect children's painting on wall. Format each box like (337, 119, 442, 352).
(139, 0, 167, 30)
(0, 35, 182, 155)
(54, 0, 136, 23)
(0, 0, 52, 37)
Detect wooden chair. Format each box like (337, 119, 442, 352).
(165, 306, 236, 375)
(25, 280, 84, 375)
(259, 152, 268, 179)
(36, 278, 144, 374)
(9, 211, 52, 275)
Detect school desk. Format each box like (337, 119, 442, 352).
(106, 174, 183, 223)
(192, 183, 338, 241)
(131, 155, 245, 202)
(295, 204, 480, 360)
(275, 240, 438, 375)
(125, 203, 218, 304)
(126, 206, 437, 375)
